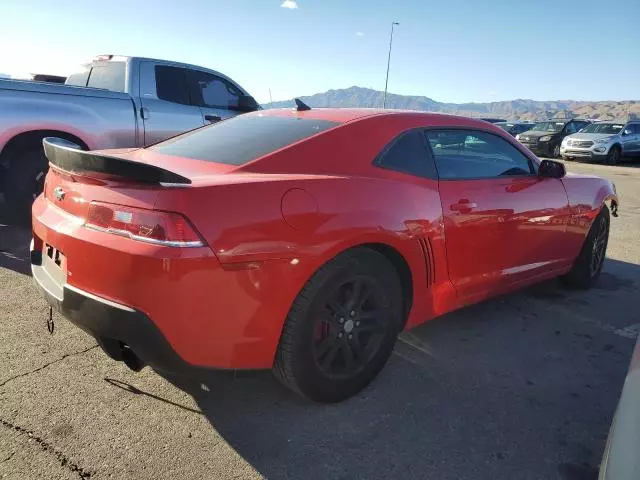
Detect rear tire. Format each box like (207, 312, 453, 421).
(607, 146, 621, 165)
(273, 248, 403, 403)
(1, 146, 48, 226)
(562, 206, 610, 289)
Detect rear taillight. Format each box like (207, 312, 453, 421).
(85, 202, 204, 248)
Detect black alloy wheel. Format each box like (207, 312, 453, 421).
(313, 277, 388, 378)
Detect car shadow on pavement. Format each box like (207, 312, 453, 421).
(0, 222, 31, 276)
(160, 258, 639, 480)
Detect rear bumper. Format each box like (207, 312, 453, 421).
(31, 194, 302, 371)
(32, 257, 195, 375)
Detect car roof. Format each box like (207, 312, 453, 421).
(259, 107, 502, 128)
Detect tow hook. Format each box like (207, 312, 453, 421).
(46, 306, 55, 334)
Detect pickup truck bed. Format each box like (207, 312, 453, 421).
(0, 54, 257, 224)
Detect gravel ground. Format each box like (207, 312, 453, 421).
(1, 160, 639, 480)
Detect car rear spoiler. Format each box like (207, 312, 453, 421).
(42, 137, 191, 185)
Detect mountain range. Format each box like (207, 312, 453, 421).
(268, 86, 639, 122)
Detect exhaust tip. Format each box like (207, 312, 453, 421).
(121, 344, 145, 372)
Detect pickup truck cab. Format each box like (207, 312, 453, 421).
(0, 55, 258, 222)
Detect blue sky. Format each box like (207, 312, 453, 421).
(1, 0, 638, 103)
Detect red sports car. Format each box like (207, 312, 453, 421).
(32, 108, 618, 402)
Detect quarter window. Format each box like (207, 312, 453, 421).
(374, 130, 436, 179)
(425, 130, 533, 180)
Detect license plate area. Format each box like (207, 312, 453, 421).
(43, 243, 67, 287)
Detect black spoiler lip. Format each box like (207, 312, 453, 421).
(42, 137, 192, 185)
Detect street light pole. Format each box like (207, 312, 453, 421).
(383, 21, 399, 109)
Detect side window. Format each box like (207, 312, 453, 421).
(86, 62, 126, 92)
(564, 122, 577, 134)
(155, 66, 191, 105)
(188, 70, 242, 109)
(425, 130, 533, 180)
(374, 130, 436, 179)
(632, 124, 640, 134)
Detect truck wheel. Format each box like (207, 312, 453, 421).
(2, 146, 48, 225)
(273, 248, 403, 403)
(607, 146, 621, 166)
(562, 206, 609, 289)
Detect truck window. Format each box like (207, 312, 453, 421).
(65, 68, 90, 87)
(86, 62, 126, 92)
(188, 70, 242, 109)
(155, 66, 191, 105)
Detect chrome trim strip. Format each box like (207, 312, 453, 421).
(85, 224, 204, 248)
(65, 284, 135, 312)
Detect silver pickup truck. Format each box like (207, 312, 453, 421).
(0, 55, 258, 221)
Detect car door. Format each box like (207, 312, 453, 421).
(629, 124, 640, 154)
(425, 129, 571, 301)
(138, 62, 206, 145)
(187, 69, 244, 125)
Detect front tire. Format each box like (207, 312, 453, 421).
(552, 144, 561, 158)
(562, 206, 610, 289)
(606, 146, 621, 165)
(273, 248, 404, 403)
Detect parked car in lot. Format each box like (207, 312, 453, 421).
(32, 109, 618, 403)
(495, 121, 536, 137)
(0, 54, 258, 221)
(561, 121, 640, 165)
(517, 119, 591, 157)
(598, 334, 640, 479)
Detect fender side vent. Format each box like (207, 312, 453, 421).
(418, 237, 435, 287)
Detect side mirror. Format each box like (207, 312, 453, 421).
(623, 129, 632, 136)
(539, 159, 566, 179)
(231, 95, 259, 112)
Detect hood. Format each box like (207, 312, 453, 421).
(566, 132, 617, 141)
(520, 131, 561, 139)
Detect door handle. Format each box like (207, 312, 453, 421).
(205, 115, 221, 123)
(450, 199, 478, 213)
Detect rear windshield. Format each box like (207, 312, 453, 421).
(150, 114, 340, 165)
(65, 62, 126, 92)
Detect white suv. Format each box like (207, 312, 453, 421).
(560, 121, 640, 165)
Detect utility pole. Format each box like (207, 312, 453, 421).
(383, 21, 399, 109)
(269, 88, 273, 108)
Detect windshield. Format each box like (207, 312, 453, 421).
(579, 123, 624, 134)
(531, 122, 565, 132)
(495, 122, 515, 131)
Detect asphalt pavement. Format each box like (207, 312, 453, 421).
(1, 160, 639, 480)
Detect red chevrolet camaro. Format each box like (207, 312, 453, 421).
(32, 108, 618, 402)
